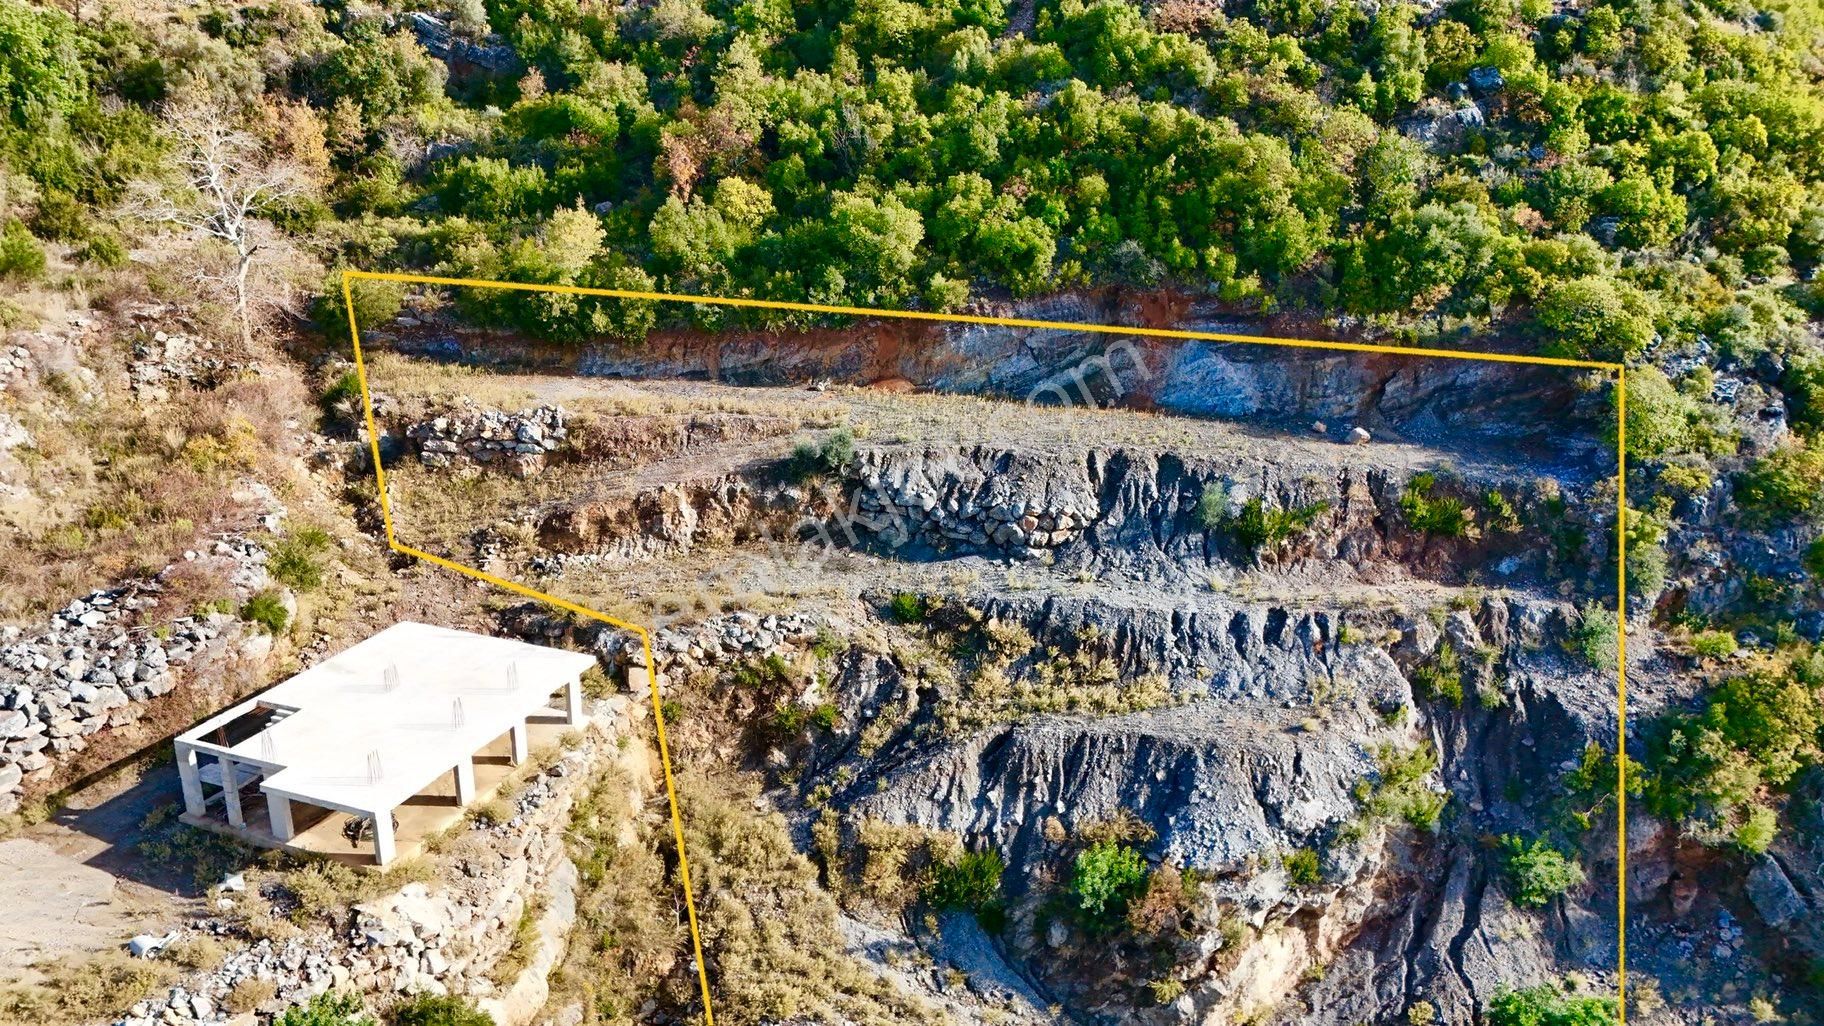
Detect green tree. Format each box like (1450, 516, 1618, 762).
(0, 0, 84, 132)
(1536, 276, 1657, 361)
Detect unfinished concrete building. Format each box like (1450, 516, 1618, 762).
(175, 622, 594, 865)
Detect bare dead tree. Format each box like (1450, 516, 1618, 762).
(128, 102, 310, 353)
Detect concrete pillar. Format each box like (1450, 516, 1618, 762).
(371, 810, 395, 866)
(268, 794, 294, 841)
(220, 757, 244, 828)
(509, 721, 529, 765)
(565, 676, 584, 725)
(454, 760, 475, 804)
(177, 744, 205, 818)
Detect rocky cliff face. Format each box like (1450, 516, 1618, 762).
(764, 581, 1621, 1026)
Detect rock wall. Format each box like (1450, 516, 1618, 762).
(406, 404, 569, 478)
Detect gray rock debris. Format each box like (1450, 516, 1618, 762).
(0, 533, 275, 814)
(407, 404, 569, 479)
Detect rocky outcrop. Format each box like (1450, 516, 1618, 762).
(130, 329, 235, 401)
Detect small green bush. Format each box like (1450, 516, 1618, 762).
(269, 528, 333, 592)
(0, 218, 46, 280)
(1568, 602, 1618, 671)
(1282, 847, 1322, 886)
(1400, 473, 1472, 537)
(1194, 484, 1228, 531)
(315, 270, 406, 338)
(276, 992, 374, 1026)
(887, 592, 925, 624)
(1070, 840, 1148, 929)
(1735, 439, 1824, 525)
(1357, 743, 1447, 832)
(1689, 630, 1736, 660)
(1486, 984, 1616, 1026)
(924, 848, 1004, 914)
(389, 993, 495, 1026)
(76, 233, 127, 268)
(1225, 497, 1328, 554)
(787, 428, 857, 481)
(1411, 643, 1465, 706)
(240, 590, 289, 634)
(320, 370, 364, 416)
(1495, 835, 1585, 908)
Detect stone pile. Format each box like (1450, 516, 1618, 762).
(594, 610, 824, 680)
(407, 405, 569, 479)
(0, 535, 273, 814)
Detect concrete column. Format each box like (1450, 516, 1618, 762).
(220, 757, 244, 828)
(371, 810, 395, 866)
(509, 721, 529, 765)
(177, 744, 205, 818)
(454, 760, 476, 804)
(565, 676, 584, 725)
(268, 794, 294, 841)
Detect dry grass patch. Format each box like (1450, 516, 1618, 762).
(0, 951, 176, 1026)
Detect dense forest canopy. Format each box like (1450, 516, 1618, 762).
(3, 0, 1824, 482)
(4, 0, 1823, 355)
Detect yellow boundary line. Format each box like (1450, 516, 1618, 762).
(341, 269, 1632, 1025)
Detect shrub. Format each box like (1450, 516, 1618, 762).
(1735, 805, 1778, 854)
(1225, 497, 1329, 554)
(1194, 484, 1227, 531)
(76, 232, 127, 268)
(1689, 630, 1736, 660)
(786, 428, 856, 481)
(0, 217, 45, 280)
(1643, 668, 1819, 849)
(276, 992, 374, 1026)
(1070, 840, 1148, 929)
(0, 951, 174, 1026)
(1411, 643, 1465, 706)
(269, 528, 333, 592)
(887, 592, 925, 624)
(1486, 984, 1616, 1026)
(1400, 473, 1472, 537)
(319, 370, 365, 416)
(1496, 835, 1585, 908)
(315, 272, 406, 338)
(241, 590, 290, 634)
(1536, 275, 1657, 361)
(389, 993, 495, 1026)
(223, 977, 278, 1013)
(1735, 438, 1824, 525)
(1782, 356, 1824, 435)
(923, 848, 1004, 917)
(1808, 536, 1824, 578)
(1358, 743, 1447, 832)
(1282, 847, 1322, 886)
(1568, 601, 1618, 670)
